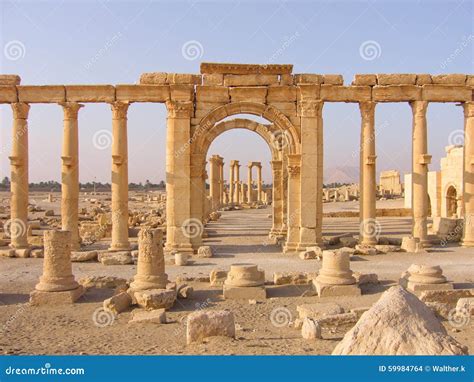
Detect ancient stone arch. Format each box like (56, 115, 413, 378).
(445, 184, 458, 218)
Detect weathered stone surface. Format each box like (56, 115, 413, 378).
(14, 248, 30, 258)
(320, 85, 371, 102)
(314, 282, 361, 297)
(353, 272, 379, 285)
(167, 73, 201, 85)
(401, 236, 425, 253)
(17, 85, 65, 103)
(316, 312, 358, 328)
(71, 250, 98, 262)
(0, 86, 18, 103)
(456, 297, 474, 315)
(115, 85, 169, 102)
(339, 236, 358, 247)
(201, 62, 293, 75)
(139, 72, 168, 84)
(419, 289, 474, 305)
(297, 302, 344, 319)
(30, 286, 84, 306)
(224, 74, 278, 86)
(431, 74, 466, 85)
(352, 74, 376, 86)
(186, 310, 235, 344)
(422, 85, 471, 102)
(416, 74, 432, 85)
(196, 86, 229, 102)
(377, 73, 416, 85)
(372, 85, 421, 102)
(301, 317, 322, 340)
(174, 252, 188, 266)
(273, 271, 316, 285)
(129, 308, 167, 324)
(99, 251, 133, 265)
(65, 85, 115, 102)
(79, 275, 128, 289)
(202, 73, 224, 85)
(0, 74, 21, 85)
(177, 284, 194, 299)
(354, 244, 378, 256)
(374, 245, 400, 253)
(323, 74, 344, 85)
(267, 86, 297, 102)
(210, 269, 228, 286)
(103, 291, 132, 314)
(299, 246, 321, 260)
(223, 285, 266, 300)
(196, 245, 213, 258)
(332, 286, 467, 355)
(133, 288, 176, 310)
(294, 74, 323, 84)
(229, 87, 267, 103)
(30, 249, 44, 258)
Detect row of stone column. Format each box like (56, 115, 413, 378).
(8, 101, 131, 252)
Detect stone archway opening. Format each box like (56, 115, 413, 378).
(446, 185, 457, 218)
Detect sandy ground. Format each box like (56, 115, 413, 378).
(0, 200, 473, 355)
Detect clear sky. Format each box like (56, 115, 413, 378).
(0, 0, 472, 184)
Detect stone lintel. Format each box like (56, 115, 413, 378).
(223, 285, 267, 300)
(320, 85, 371, 102)
(229, 87, 267, 103)
(313, 280, 361, 297)
(422, 85, 472, 102)
(66, 85, 115, 102)
(170, 84, 195, 102)
(267, 86, 297, 102)
(196, 86, 230, 103)
(0, 74, 21, 86)
(30, 286, 84, 305)
(372, 85, 421, 102)
(115, 84, 169, 102)
(0, 86, 18, 103)
(17, 85, 66, 103)
(200, 62, 293, 75)
(224, 74, 279, 87)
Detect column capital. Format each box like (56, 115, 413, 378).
(270, 160, 282, 171)
(409, 100, 428, 116)
(298, 99, 323, 117)
(463, 101, 474, 118)
(110, 101, 129, 120)
(358, 101, 376, 119)
(287, 165, 300, 177)
(59, 102, 84, 120)
(11, 102, 30, 119)
(166, 100, 193, 118)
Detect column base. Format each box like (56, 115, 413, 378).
(283, 242, 299, 254)
(164, 243, 194, 255)
(313, 280, 361, 297)
(30, 286, 85, 306)
(461, 239, 474, 247)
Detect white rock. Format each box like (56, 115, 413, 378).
(332, 286, 467, 355)
(196, 245, 213, 258)
(301, 318, 322, 340)
(186, 310, 235, 344)
(129, 309, 167, 324)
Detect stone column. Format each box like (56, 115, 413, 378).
(165, 101, 194, 254)
(189, 155, 204, 250)
(229, 161, 235, 205)
(9, 103, 30, 249)
(209, 155, 220, 210)
(129, 228, 168, 292)
(359, 101, 377, 245)
(462, 102, 474, 246)
(410, 101, 431, 245)
(298, 100, 324, 250)
(269, 160, 283, 237)
(30, 230, 84, 304)
(233, 162, 240, 204)
(60, 102, 83, 251)
(109, 102, 130, 251)
(256, 163, 263, 203)
(218, 158, 224, 205)
(281, 155, 289, 236)
(247, 163, 253, 203)
(283, 154, 301, 253)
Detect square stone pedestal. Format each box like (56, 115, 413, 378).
(30, 286, 85, 306)
(223, 285, 266, 300)
(406, 281, 454, 293)
(313, 280, 361, 298)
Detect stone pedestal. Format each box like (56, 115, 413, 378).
(462, 102, 474, 246)
(313, 250, 361, 297)
(9, 103, 30, 249)
(400, 264, 453, 292)
(129, 228, 168, 292)
(359, 102, 377, 245)
(410, 101, 430, 245)
(60, 102, 83, 251)
(30, 230, 84, 305)
(109, 101, 130, 251)
(223, 264, 266, 300)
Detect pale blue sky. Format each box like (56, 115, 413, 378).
(0, 0, 472, 183)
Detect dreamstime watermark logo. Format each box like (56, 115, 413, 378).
(448, 307, 470, 328)
(84, 32, 123, 71)
(440, 34, 474, 69)
(181, 218, 204, 239)
(181, 40, 204, 61)
(3, 218, 27, 239)
(359, 218, 382, 240)
(265, 31, 300, 67)
(92, 307, 116, 328)
(92, 130, 113, 150)
(4, 40, 26, 61)
(270, 130, 291, 151)
(448, 129, 465, 146)
(359, 40, 381, 61)
(270, 307, 292, 328)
